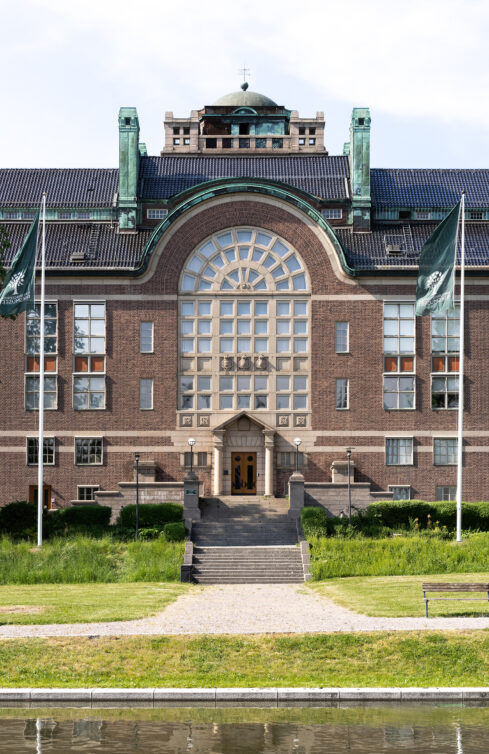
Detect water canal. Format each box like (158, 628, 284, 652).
(0, 705, 488, 752)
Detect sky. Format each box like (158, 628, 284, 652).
(1, 0, 488, 170)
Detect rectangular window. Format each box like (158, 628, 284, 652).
(389, 485, 411, 501)
(386, 437, 413, 465)
(469, 210, 483, 220)
(26, 437, 55, 465)
(73, 376, 106, 410)
(335, 322, 349, 352)
(75, 438, 103, 465)
(140, 378, 153, 410)
(147, 209, 168, 220)
(74, 302, 106, 354)
(383, 375, 415, 410)
(431, 308, 460, 409)
(335, 378, 349, 409)
(140, 322, 154, 353)
(322, 209, 343, 220)
(183, 451, 208, 468)
(431, 375, 459, 409)
(58, 211, 74, 220)
(25, 375, 57, 410)
(77, 212, 90, 220)
(384, 302, 415, 354)
(77, 485, 100, 501)
(433, 438, 458, 466)
(436, 485, 457, 501)
(26, 302, 58, 356)
(278, 452, 304, 467)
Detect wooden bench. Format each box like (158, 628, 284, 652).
(422, 583, 489, 617)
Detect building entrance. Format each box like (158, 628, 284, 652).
(231, 452, 257, 495)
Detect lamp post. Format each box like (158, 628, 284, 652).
(188, 437, 196, 474)
(346, 447, 352, 523)
(294, 437, 302, 473)
(134, 452, 140, 540)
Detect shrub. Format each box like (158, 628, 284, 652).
(367, 500, 433, 529)
(57, 505, 112, 528)
(138, 527, 164, 541)
(163, 521, 186, 542)
(119, 503, 183, 529)
(0, 501, 38, 538)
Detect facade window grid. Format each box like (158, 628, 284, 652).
(25, 375, 58, 411)
(433, 438, 458, 466)
(179, 294, 309, 411)
(140, 322, 154, 353)
(389, 485, 411, 500)
(335, 378, 349, 410)
(431, 308, 460, 410)
(278, 451, 305, 468)
(73, 303, 106, 410)
(140, 378, 153, 410)
(77, 485, 100, 501)
(183, 451, 208, 468)
(335, 321, 349, 353)
(75, 438, 103, 465)
(385, 437, 413, 466)
(147, 209, 168, 220)
(436, 485, 457, 501)
(383, 302, 415, 410)
(26, 437, 55, 466)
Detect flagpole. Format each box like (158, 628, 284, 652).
(37, 193, 47, 548)
(456, 193, 465, 543)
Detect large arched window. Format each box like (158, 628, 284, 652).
(178, 228, 310, 422)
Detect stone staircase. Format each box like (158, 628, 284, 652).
(190, 496, 306, 584)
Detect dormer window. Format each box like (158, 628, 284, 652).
(399, 210, 411, 220)
(239, 123, 250, 135)
(124, 117, 131, 126)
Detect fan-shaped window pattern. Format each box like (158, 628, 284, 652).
(180, 229, 308, 293)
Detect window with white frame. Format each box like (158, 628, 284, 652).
(75, 437, 103, 465)
(389, 485, 411, 500)
(140, 322, 154, 353)
(140, 378, 153, 410)
(147, 209, 168, 220)
(278, 451, 305, 467)
(322, 208, 343, 220)
(73, 303, 106, 410)
(385, 437, 413, 465)
(335, 378, 349, 409)
(335, 322, 349, 353)
(436, 485, 457, 501)
(178, 228, 310, 414)
(77, 485, 100, 501)
(26, 437, 55, 465)
(431, 308, 460, 409)
(383, 303, 415, 409)
(433, 438, 457, 465)
(25, 302, 58, 410)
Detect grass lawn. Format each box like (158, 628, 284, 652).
(2, 632, 489, 687)
(0, 583, 190, 625)
(309, 572, 489, 618)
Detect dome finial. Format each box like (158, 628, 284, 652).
(241, 81, 249, 91)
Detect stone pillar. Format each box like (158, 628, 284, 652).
(183, 471, 200, 523)
(288, 472, 305, 518)
(213, 430, 225, 496)
(263, 430, 275, 497)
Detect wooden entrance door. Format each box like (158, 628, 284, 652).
(231, 452, 257, 495)
(29, 485, 52, 510)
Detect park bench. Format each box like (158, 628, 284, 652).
(422, 582, 489, 618)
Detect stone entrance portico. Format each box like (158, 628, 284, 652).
(211, 412, 275, 496)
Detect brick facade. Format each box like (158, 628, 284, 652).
(1, 195, 488, 511)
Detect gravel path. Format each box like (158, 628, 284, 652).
(2, 584, 489, 638)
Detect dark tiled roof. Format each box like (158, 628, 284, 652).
(336, 223, 489, 270)
(371, 169, 489, 208)
(2, 223, 150, 269)
(0, 169, 119, 208)
(139, 155, 350, 201)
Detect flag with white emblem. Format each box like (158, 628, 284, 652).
(0, 213, 39, 317)
(415, 201, 461, 316)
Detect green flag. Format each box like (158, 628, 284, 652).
(0, 213, 39, 317)
(415, 201, 461, 316)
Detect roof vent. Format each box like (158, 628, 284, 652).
(70, 251, 86, 263)
(385, 243, 403, 256)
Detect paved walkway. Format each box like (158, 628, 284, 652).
(2, 584, 489, 638)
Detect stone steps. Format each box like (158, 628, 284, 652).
(192, 545, 304, 584)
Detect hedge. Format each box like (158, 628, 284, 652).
(368, 500, 489, 531)
(0, 501, 38, 537)
(54, 505, 112, 528)
(119, 503, 183, 529)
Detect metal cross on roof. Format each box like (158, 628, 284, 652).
(238, 65, 250, 83)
